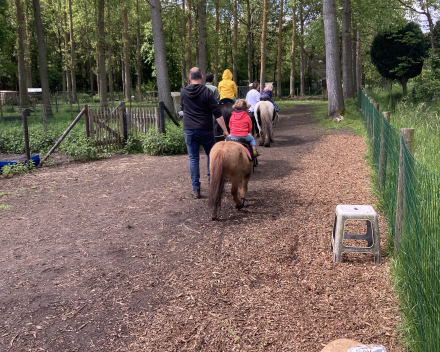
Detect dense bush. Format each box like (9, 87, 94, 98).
(140, 122, 187, 156)
(0, 119, 187, 160)
(412, 68, 440, 103)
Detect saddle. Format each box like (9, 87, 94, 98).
(225, 136, 253, 161)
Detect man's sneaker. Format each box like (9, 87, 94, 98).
(190, 189, 201, 199)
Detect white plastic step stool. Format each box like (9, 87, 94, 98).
(331, 205, 381, 265)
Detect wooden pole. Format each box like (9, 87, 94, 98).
(84, 104, 90, 138)
(378, 111, 391, 190)
(159, 101, 166, 134)
(22, 109, 31, 161)
(39, 107, 86, 166)
(394, 128, 415, 256)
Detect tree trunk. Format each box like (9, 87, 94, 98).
(246, 0, 252, 84)
(33, 0, 53, 116)
(187, 0, 192, 69)
(214, 0, 219, 85)
(15, 0, 29, 108)
(299, 6, 304, 96)
(276, 0, 283, 98)
(123, 0, 131, 101)
(289, 0, 296, 97)
(197, 0, 207, 79)
(351, 28, 356, 92)
(399, 77, 408, 96)
(107, 1, 114, 101)
(260, 0, 268, 92)
(24, 5, 32, 88)
(233, 0, 238, 83)
(323, 0, 344, 116)
(68, 0, 77, 103)
(63, 7, 70, 94)
(181, 0, 187, 87)
(342, 0, 353, 99)
(97, 0, 107, 105)
(85, 1, 94, 94)
(136, 0, 142, 97)
(148, 0, 179, 124)
(426, 10, 436, 55)
(356, 30, 361, 91)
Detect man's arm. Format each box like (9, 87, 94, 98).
(215, 116, 229, 137)
(208, 91, 228, 137)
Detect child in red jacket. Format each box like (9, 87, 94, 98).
(229, 99, 260, 157)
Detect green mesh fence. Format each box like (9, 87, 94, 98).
(359, 88, 440, 351)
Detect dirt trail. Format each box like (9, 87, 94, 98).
(0, 105, 402, 351)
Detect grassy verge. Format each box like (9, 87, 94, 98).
(365, 88, 440, 175)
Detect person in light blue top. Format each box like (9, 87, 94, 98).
(245, 81, 261, 136)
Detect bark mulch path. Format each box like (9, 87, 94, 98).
(0, 105, 403, 351)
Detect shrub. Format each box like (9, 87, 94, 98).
(140, 122, 187, 156)
(1, 160, 35, 178)
(412, 69, 440, 103)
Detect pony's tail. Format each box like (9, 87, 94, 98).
(262, 107, 274, 145)
(208, 150, 226, 220)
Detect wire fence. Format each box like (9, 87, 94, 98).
(359, 88, 440, 352)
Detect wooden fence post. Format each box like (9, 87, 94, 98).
(84, 104, 90, 138)
(121, 102, 128, 143)
(22, 109, 31, 161)
(159, 101, 166, 134)
(378, 112, 391, 190)
(394, 128, 415, 256)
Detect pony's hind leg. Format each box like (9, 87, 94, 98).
(231, 180, 244, 209)
(239, 172, 251, 200)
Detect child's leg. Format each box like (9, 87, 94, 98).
(270, 99, 280, 112)
(244, 134, 256, 145)
(245, 135, 259, 156)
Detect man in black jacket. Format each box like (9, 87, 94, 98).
(181, 67, 229, 199)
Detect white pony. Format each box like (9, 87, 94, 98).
(254, 100, 278, 147)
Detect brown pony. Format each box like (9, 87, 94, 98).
(208, 141, 253, 221)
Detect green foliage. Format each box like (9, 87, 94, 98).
(371, 22, 428, 84)
(1, 160, 35, 178)
(122, 135, 144, 154)
(412, 67, 440, 102)
(61, 130, 101, 161)
(140, 122, 187, 156)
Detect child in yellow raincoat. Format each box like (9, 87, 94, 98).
(218, 69, 237, 103)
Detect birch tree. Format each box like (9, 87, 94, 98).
(323, 0, 344, 116)
(276, 0, 284, 98)
(342, 0, 354, 99)
(32, 0, 53, 116)
(260, 0, 268, 91)
(14, 0, 29, 108)
(148, 0, 179, 124)
(289, 0, 296, 97)
(97, 0, 107, 105)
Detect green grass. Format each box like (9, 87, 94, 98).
(0, 204, 11, 211)
(364, 88, 440, 175)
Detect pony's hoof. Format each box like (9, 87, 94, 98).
(259, 142, 264, 146)
(264, 144, 270, 147)
(212, 216, 218, 221)
(236, 201, 245, 210)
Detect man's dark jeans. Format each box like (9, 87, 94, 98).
(184, 129, 216, 191)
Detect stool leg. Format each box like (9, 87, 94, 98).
(333, 215, 345, 263)
(366, 220, 373, 247)
(374, 253, 381, 265)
